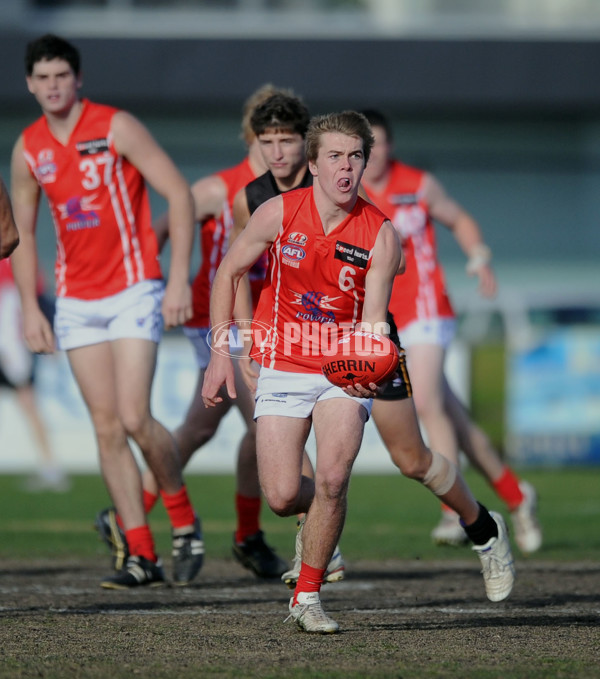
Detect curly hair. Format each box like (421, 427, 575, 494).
(250, 93, 310, 139)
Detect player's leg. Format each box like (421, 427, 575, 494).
(405, 341, 468, 544)
(67, 341, 165, 587)
(141, 366, 233, 499)
(372, 396, 515, 602)
(230, 359, 289, 577)
(286, 396, 366, 634)
(304, 397, 366, 569)
(98, 362, 227, 570)
(444, 380, 542, 553)
(256, 414, 313, 517)
(111, 335, 203, 585)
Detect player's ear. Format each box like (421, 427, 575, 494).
(308, 160, 318, 177)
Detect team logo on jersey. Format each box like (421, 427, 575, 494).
(334, 241, 370, 269)
(59, 195, 101, 231)
(390, 193, 418, 205)
(76, 138, 110, 156)
(287, 232, 308, 246)
(392, 204, 427, 239)
(36, 149, 57, 184)
(290, 290, 340, 323)
(281, 244, 306, 267)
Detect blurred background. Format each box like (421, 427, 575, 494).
(0, 0, 599, 475)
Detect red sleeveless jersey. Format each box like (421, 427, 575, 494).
(250, 188, 387, 373)
(187, 157, 261, 327)
(364, 160, 454, 328)
(22, 99, 162, 300)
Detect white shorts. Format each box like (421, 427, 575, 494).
(183, 325, 243, 369)
(0, 285, 33, 386)
(54, 280, 165, 351)
(254, 366, 372, 420)
(397, 317, 456, 349)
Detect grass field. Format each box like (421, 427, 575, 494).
(1, 466, 598, 563)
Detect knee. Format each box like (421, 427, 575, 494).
(261, 482, 300, 517)
(397, 453, 431, 481)
(314, 468, 350, 503)
(264, 492, 298, 518)
(177, 421, 218, 455)
(387, 441, 432, 480)
(93, 415, 127, 455)
(119, 410, 149, 440)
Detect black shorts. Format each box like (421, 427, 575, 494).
(377, 311, 413, 401)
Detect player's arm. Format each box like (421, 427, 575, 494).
(111, 111, 195, 328)
(423, 173, 496, 298)
(346, 220, 402, 399)
(9, 135, 54, 353)
(202, 196, 282, 407)
(360, 219, 403, 334)
(152, 174, 228, 252)
(230, 185, 252, 244)
(229, 185, 255, 323)
(0, 176, 19, 259)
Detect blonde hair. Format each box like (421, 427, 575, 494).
(305, 111, 375, 164)
(240, 83, 296, 145)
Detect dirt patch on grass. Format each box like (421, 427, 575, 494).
(0, 557, 598, 678)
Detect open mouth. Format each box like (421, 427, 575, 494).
(338, 177, 351, 190)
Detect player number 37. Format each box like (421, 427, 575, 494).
(79, 155, 114, 190)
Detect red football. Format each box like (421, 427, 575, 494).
(321, 331, 399, 388)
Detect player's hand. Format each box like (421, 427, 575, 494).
(23, 307, 55, 354)
(202, 354, 236, 407)
(342, 381, 379, 399)
(162, 280, 193, 330)
(473, 264, 497, 299)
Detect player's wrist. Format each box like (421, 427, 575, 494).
(465, 243, 491, 275)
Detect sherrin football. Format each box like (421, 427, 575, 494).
(321, 331, 399, 388)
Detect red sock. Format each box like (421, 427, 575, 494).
(160, 485, 196, 530)
(235, 493, 261, 544)
(293, 562, 326, 606)
(492, 467, 524, 511)
(143, 489, 159, 515)
(125, 525, 157, 562)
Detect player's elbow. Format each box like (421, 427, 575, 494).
(1, 229, 19, 259)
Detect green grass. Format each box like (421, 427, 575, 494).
(1, 467, 598, 562)
(470, 341, 506, 453)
